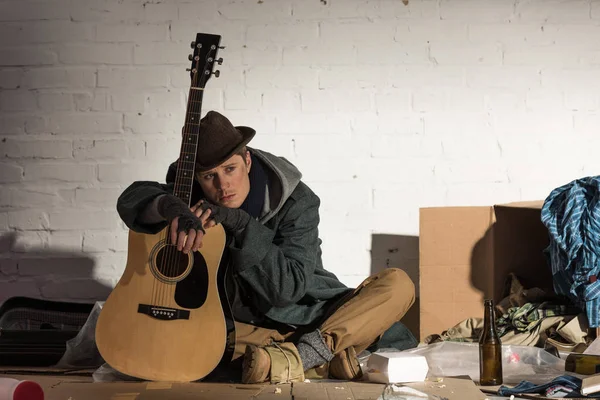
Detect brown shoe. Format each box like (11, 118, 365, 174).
(242, 345, 271, 384)
(329, 346, 363, 381)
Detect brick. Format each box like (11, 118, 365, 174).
(466, 66, 541, 89)
(430, 43, 502, 65)
(374, 89, 412, 112)
(96, 23, 168, 42)
(0, 281, 41, 303)
(389, 66, 465, 88)
(111, 92, 147, 112)
(403, 21, 468, 44)
(283, 44, 354, 66)
(372, 134, 443, 159)
(320, 21, 397, 45)
(248, 135, 295, 159)
(435, 158, 509, 184)
(0, 115, 27, 135)
(504, 46, 589, 68)
(0, 1, 70, 21)
(44, 113, 123, 135)
(218, 1, 292, 20)
(423, 112, 493, 136)
(48, 231, 83, 250)
(13, 21, 94, 44)
(294, 134, 371, 160)
(0, 163, 23, 183)
(98, 68, 169, 88)
(74, 139, 145, 160)
(38, 93, 73, 111)
(24, 163, 95, 182)
(74, 92, 109, 111)
(224, 87, 262, 110)
(24, 117, 56, 135)
(0, 213, 7, 231)
(542, 69, 600, 89)
(177, 2, 219, 20)
(440, 0, 515, 22)
(134, 43, 189, 65)
(70, 0, 143, 22)
(262, 90, 301, 111)
(147, 91, 185, 115)
(574, 113, 600, 135)
(319, 66, 390, 89)
(357, 43, 430, 65)
(276, 113, 351, 135)
(0, 48, 57, 66)
(243, 44, 283, 66)
(146, 138, 182, 161)
(248, 23, 318, 45)
(124, 114, 180, 135)
(18, 256, 88, 276)
(40, 279, 113, 300)
(6, 187, 65, 208)
(75, 188, 125, 207)
(0, 24, 23, 46)
(566, 89, 599, 112)
(493, 112, 574, 136)
(0, 69, 23, 89)
(594, 2, 600, 19)
(291, 0, 377, 19)
(446, 182, 522, 206)
(516, 0, 591, 22)
(49, 210, 119, 230)
(506, 159, 584, 185)
(468, 23, 557, 46)
(98, 162, 170, 183)
(8, 210, 49, 230)
(59, 43, 133, 65)
(525, 88, 565, 111)
(441, 136, 502, 160)
(0, 138, 72, 159)
(485, 90, 527, 111)
(143, 3, 178, 22)
(22, 68, 96, 89)
(370, 0, 439, 19)
(11, 231, 48, 252)
(497, 136, 544, 160)
(0, 90, 37, 111)
(413, 87, 485, 112)
(0, 258, 18, 276)
(246, 67, 318, 90)
(366, 157, 438, 184)
(352, 113, 424, 135)
(83, 231, 128, 253)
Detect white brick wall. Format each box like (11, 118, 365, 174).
(0, 0, 598, 306)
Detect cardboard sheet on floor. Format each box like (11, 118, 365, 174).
(403, 376, 487, 400)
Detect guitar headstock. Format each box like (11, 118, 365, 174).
(187, 33, 223, 88)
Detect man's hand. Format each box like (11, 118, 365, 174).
(157, 194, 206, 254)
(194, 200, 251, 232)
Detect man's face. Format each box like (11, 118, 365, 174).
(196, 151, 252, 209)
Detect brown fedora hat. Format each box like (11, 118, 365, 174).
(194, 111, 256, 171)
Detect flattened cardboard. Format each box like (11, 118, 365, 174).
(419, 200, 552, 341)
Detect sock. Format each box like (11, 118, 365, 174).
(296, 329, 334, 371)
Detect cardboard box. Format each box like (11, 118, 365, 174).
(418, 201, 554, 341)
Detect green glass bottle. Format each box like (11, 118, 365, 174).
(479, 299, 503, 386)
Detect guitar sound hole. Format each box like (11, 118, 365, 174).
(155, 245, 190, 278)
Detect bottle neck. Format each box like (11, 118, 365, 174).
(483, 300, 496, 333)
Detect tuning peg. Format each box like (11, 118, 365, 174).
(218, 46, 225, 49)
(190, 41, 195, 49)
(188, 54, 193, 61)
(212, 70, 220, 78)
(215, 57, 223, 65)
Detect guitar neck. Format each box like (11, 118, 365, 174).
(173, 87, 204, 206)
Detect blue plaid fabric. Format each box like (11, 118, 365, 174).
(541, 176, 600, 327)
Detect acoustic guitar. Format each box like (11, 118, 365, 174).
(95, 33, 236, 382)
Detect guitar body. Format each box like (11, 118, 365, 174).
(96, 223, 235, 382)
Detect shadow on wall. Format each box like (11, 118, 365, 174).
(0, 232, 112, 305)
(370, 234, 419, 339)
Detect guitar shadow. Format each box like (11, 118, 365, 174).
(0, 231, 112, 305)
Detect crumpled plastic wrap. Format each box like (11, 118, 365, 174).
(400, 341, 573, 385)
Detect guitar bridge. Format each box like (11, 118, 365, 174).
(137, 304, 190, 321)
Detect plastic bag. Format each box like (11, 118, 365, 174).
(401, 341, 572, 385)
(54, 301, 105, 369)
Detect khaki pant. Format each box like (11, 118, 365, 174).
(232, 268, 415, 360)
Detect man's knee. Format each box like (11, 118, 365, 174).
(379, 268, 415, 308)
